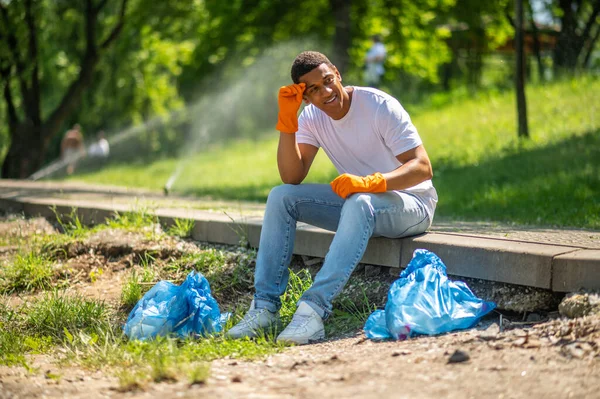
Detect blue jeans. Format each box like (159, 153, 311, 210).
(254, 183, 431, 319)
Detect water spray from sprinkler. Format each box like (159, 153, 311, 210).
(163, 163, 184, 196)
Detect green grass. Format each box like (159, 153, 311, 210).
(25, 291, 112, 343)
(0, 252, 55, 294)
(0, 216, 376, 380)
(167, 218, 195, 238)
(66, 76, 600, 229)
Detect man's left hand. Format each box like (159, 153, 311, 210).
(330, 172, 387, 198)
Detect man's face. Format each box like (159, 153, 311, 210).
(299, 63, 350, 120)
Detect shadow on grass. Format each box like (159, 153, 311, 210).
(434, 129, 600, 229)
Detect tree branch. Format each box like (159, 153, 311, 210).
(100, 0, 129, 50)
(45, 0, 129, 143)
(583, 22, 600, 67)
(0, 66, 19, 130)
(24, 0, 41, 124)
(0, 4, 31, 113)
(95, 0, 110, 13)
(505, 5, 515, 28)
(580, 1, 600, 44)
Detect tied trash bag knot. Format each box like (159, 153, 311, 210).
(364, 249, 496, 340)
(124, 271, 229, 340)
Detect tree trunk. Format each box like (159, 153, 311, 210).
(554, 0, 600, 72)
(1, 123, 47, 178)
(329, 0, 352, 75)
(583, 23, 600, 67)
(1, 0, 129, 179)
(515, 0, 529, 138)
(527, 0, 545, 80)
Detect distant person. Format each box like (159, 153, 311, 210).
(226, 51, 436, 345)
(88, 130, 110, 159)
(60, 124, 85, 175)
(364, 35, 387, 88)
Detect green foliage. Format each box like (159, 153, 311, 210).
(121, 271, 144, 309)
(328, 285, 378, 336)
(0, 301, 27, 366)
(167, 218, 195, 238)
(0, 252, 55, 294)
(180, 250, 227, 275)
(25, 291, 111, 343)
(74, 335, 282, 387)
(52, 207, 88, 238)
(280, 269, 314, 325)
(106, 208, 158, 231)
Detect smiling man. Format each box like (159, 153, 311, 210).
(227, 51, 438, 344)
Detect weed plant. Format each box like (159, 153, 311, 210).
(167, 218, 195, 238)
(0, 252, 54, 294)
(25, 291, 112, 343)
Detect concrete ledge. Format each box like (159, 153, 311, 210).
(400, 233, 576, 289)
(552, 250, 600, 292)
(1, 195, 599, 292)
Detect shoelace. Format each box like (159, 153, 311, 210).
(286, 313, 310, 330)
(240, 308, 267, 325)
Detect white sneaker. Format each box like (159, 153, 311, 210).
(277, 302, 325, 345)
(226, 300, 281, 339)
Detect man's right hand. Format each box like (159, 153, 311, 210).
(276, 83, 305, 134)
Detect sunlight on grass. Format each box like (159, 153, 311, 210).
(0, 252, 55, 294)
(25, 291, 112, 343)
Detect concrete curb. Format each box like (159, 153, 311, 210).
(1, 194, 598, 292)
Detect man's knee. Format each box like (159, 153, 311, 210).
(265, 184, 302, 210)
(342, 193, 375, 216)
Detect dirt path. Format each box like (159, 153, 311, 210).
(1, 320, 599, 399)
(1, 216, 598, 399)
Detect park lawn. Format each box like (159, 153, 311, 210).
(68, 76, 600, 229)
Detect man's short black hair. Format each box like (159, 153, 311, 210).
(291, 51, 334, 84)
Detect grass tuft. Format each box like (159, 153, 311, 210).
(25, 291, 112, 343)
(0, 251, 55, 294)
(167, 218, 195, 238)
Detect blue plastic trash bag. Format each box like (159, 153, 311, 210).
(124, 271, 228, 340)
(364, 249, 496, 340)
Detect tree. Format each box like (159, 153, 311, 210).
(527, 0, 546, 80)
(515, 0, 530, 138)
(330, 0, 352, 74)
(552, 0, 600, 72)
(0, 0, 128, 178)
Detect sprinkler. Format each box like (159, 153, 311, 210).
(163, 164, 182, 197)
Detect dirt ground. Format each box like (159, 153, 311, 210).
(0, 216, 599, 399)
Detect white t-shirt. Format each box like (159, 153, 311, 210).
(296, 86, 437, 219)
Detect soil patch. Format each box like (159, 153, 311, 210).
(0, 216, 598, 398)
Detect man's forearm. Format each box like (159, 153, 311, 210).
(382, 158, 433, 191)
(277, 133, 306, 184)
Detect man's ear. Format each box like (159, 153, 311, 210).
(303, 95, 310, 105)
(333, 65, 342, 82)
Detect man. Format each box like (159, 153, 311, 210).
(88, 131, 110, 159)
(227, 51, 437, 344)
(364, 35, 387, 88)
(60, 124, 85, 175)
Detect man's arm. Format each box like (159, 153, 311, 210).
(382, 145, 433, 190)
(277, 134, 319, 184)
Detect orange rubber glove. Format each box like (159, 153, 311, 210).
(276, 83, 306, 133)
(330, 172, 387, 198)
